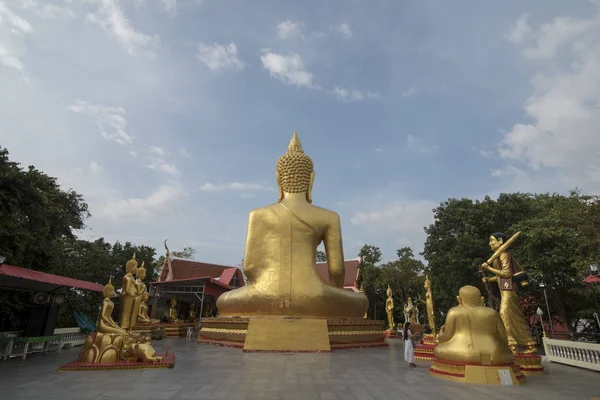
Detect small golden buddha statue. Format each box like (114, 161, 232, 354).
(119, 253, 138, 329)
(132, 261, 147, 328)
(385, 285, 395, 329)
(481, 232, 536, 354)
(216, 132, 368, 317)
(188, 304, 196, 322)
(168, 298, 181, 323)
(98, 277, 128, 336)
(434, 285, 514, 365)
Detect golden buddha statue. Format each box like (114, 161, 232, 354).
(138, 292, 154, 323)
(216, 132, 368, 318)
(98, 277, 127, 336)
(119, 254, 138, 329)
(133, 262, 149, 326)
(419, 274, 436, 334)
(385, 285, 395, 329)
(168, 298, 181, 323)
(188, 304, 196, 322)
(481, 232, 536, 354)
(434, 285, 514, 365)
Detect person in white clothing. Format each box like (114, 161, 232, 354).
(403, 321, 417, 368)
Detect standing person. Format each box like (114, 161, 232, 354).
(403, 321, 417, 368)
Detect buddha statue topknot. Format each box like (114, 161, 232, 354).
(216, 131, 368, 318)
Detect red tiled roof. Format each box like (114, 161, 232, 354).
(316, 259, 360, 288)
(583, 275, 600, 284)
(160, 259, 232, 281)
(218, 268, 238, 286)
(151, 276, 232, 289)
(0, 264, 104, 292)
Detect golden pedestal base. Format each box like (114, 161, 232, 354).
(133, 322, 194, 338)
(197, 317, 387, 352)
(429, 358, 526, 385)
(415, 333, 437, 361)
(514, 353, 544, 375)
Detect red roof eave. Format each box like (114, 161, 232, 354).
(0, 264, 104, 292)
(583, 275, 600, 284)
(151, 275, 232, 290)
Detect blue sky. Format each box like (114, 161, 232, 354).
(1, 0, 599, 266)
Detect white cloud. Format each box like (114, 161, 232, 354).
(0, 2, 33, 72)
(261, 51, 316, 88)
(406, 135, 438, 155)
(148, 145, 166, 156)
(332, 87, 381, 102)
(200, 182, 274, 192)
(129, 150, 137, 157)
(505, 14, 531, 44)
(69, 100, 133, 145)
(89, 161, 103, 173)
(350, 199, 437, 254)
(85, 0, 159, 57)
(197, 42, 244, 71)
(330, 22, 353, 39)
(402, 87, 417, 98)
(19, 0, 75, 20)
(179, 147, 191, 158)
(277, 20, 303, 39)
(99, 184, 184, 220)
(146, 159, 179, 176)
(499, 6, 600, 192)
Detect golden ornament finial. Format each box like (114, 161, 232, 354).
(288, 130, 303, 152)
(103, 276, 115, 298)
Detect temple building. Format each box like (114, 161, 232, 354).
(150, 251, 245, 321)
(315, 258, 362, 292)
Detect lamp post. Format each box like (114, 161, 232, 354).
(536, 307, 547, 337)
(539, 282, 554, 338)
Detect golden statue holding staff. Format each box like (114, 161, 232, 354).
(480, 232, 536, 354)
(385, 285, 395, 329)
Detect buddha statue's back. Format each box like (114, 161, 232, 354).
(216, 132, 367, 318)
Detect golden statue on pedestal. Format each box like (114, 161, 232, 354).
(79, 277, 162, 364)
(188, 304, 197, 322)
(131, 261, 146, 328)
(119, 254, 138, 329)
(434, 285, 514, 365)
(480, 232, 536, 354)
(168, 298, 181, 323)
(216, 132, 368, 318)
(419, 274, 436, 334)
(385, 285, 395, 329)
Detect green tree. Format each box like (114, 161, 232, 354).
(315, 250, 327, 262)
(172, 246, 196, 260)
(357, 244, 383, 319)
(0, 147, 90, 270)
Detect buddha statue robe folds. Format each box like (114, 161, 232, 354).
(217, 132, 368, 318)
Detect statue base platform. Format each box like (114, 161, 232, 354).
(197, 316, 387, 352)
(429, 358, 526, 385)
(133, 322, 194, 338)
(514, 353, 544, 376)
(384, 329, 398, 339)
(59, 351, 175, 371)
(415, 333, 437, 361)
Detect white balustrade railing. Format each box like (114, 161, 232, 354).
(543, 337, 600, 372)
(53, 327, 87, 348)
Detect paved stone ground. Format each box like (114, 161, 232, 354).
(0, 339, 598, 400)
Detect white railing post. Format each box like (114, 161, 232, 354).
(53, 327, 87, 348)
(543, 337, 600, 372)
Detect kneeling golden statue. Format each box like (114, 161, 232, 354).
(216, 132, 368, 318)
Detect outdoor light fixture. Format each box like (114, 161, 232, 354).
(536, 307, 546, 337)
(590, 263, 599, 276)
(539, 279, 554, 338)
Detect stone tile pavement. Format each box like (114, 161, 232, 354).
(0, 338, 598, 400)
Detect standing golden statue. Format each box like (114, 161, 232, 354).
(419, 274, 436, 334)
(132, 261, 147, 328)
(188, 304, 197, 322)
(216, 131, 368, 317)
(119, 254, 138, 329)
(480, 232, 536, 354)
(385, 285, 395, 329)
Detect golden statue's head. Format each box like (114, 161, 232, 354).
(457, 285, 484, 307)
(143, 292, 149, 301)
(276, 131, 315, 203)
(136, 262, 146, 280)
(126, 253, 138, 275)
(171, 298, 177, 307)
(190, 303, 195, 310)
(489, 232, 508, 252)
(386, 284, 392, 297)
(103, 276, 115, 298)
(424, 274, 431, 290)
